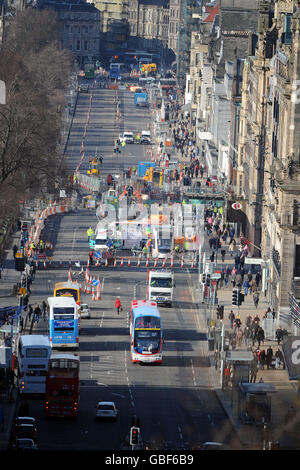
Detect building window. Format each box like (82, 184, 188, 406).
(84, 40, 88, 51)
(76, 40, 81, 51)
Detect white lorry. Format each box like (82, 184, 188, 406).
(147, 270, 175, 307)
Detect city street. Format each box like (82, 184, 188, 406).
(21, 84, 241, 450)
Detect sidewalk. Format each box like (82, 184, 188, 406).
(0, 227, 24, 450)
(202, 257, 300, 449)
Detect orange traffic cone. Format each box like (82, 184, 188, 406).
(128, 257, 131, 267)
(114, 258, 117, 267)
(170, 255, 174, 268)
(162, 257, 167, 268)
(120, 258, 124, 267)
(181, 255, 184, 268)
(43, 260, 47, 270)
(92, 287, 95, 301)
(137, 255, 141, 267)
(105, 257, 108, 267)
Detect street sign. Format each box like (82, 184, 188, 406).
(211, 273, 221, 280)
(231, 202, 242, 210)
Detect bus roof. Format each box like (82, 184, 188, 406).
(54, 281, 80, 290)
(49, 353, 79, 361)
(47, 296, 77, 307)
(131, 300, 160, 318)
(20, 335, 50, 347)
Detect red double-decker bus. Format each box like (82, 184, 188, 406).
(45, 354, 80, 418)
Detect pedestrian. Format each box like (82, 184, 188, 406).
(13, 244, 18, 257)
(253, 292, 259, 309)
(236, 328, 243, 347)
(255, 271, 261, 287)
(89, 249, 94, 266)
(234, 316, 241, 333)
(28, 305, 33, 322)
(42, 300, 47, 319)
(266, 346, 273, 370)
(250, 359, 258, 383)
(259, 349, 266, 370)
(221, 248, 226, 263)
(275, 348, 284, 369)
(243, 325, 251, 346)
(228, 310, 235, 329)
(251, 327, 257, 347)
(34, 305, 41, 324)
(256, 326, 265, 347)
(243, 279, 249, 296)
(115, 297, 122, 315)
(224, 364, 230, 388)
(275, 328, 283, 345)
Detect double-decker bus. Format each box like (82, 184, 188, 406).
(48, 297, 79, 349)
(45, 353, 80, 418)
(159, 78, 176, 90)
(18, 335, 51, 395)
(54, 281, 81, 307)
(130, 300, 163, 364)
(54, 281, 81, 332)
(109, 63, 122, 80)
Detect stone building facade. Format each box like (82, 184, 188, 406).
(127, 0, 169, 52)
(237, 0, 300, 324)
(39, 0, 101, 67)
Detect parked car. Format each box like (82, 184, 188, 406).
(13, 438, 38, 450)
(13, 417, 38, 442)
(95, 401, 119, 421)
(80, 303, 90, 319)
(14, 424, 37, 442)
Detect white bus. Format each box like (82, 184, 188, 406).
(48, 297, 79, 350)
(18, 335, 51, 395)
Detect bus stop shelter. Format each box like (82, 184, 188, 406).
(224, 350, 254, 385)
(238, 383, 277, 425)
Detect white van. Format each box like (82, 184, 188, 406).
(140, 130, 151, 144)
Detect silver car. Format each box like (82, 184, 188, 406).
(95, 401, 118, 421)
(80, 303, 90, 319)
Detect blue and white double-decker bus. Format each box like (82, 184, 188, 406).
(48, 297, 79, 349)
(130, 300, 163, 364)
(109, 63, 122, 80)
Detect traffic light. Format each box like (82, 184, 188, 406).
(130, 426, 140, 446)
(232, 289, 238, 305)
(201, 274, 206, 284)
(238, 292, 245, 305)
(206, 274, 211, 286)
